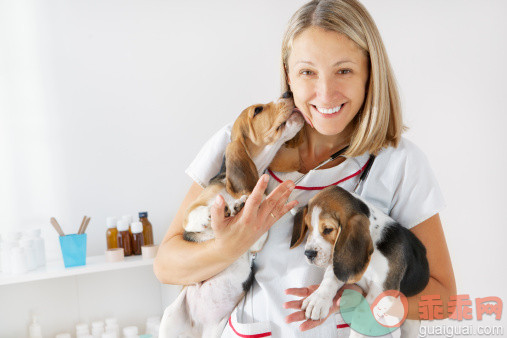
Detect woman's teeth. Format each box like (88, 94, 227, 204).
(316, 105, 343, 114)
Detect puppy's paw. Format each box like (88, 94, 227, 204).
(231, 195, 248, 216)
(302, 290, 333, 321)
(186, 205, 211, 232)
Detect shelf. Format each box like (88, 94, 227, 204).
(0, 254, 154, 286)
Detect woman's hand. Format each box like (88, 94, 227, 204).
(210, 174, 298, 257)
(284, 284, 365, 331)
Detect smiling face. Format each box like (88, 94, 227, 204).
(286, 26, 370, 136)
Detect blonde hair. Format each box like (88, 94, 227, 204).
(281, 0, 404, 156)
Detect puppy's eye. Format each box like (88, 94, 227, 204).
(322, 228, 333, 235)
(253, 106, 263, 117)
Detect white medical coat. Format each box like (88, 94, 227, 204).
(185, 123, 446, 338)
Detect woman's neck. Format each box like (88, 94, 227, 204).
(298, 124, 353, 173)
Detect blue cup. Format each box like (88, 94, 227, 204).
(59, 234, 87, 268)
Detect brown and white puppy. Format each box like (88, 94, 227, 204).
(159, 94, 304, 338)
(291, 186, 429, 337)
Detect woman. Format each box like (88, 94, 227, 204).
(154, 0, 456, 336)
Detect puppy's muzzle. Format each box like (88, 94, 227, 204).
(304, 249, 318, 261)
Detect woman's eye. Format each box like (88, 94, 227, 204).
(338, 69, 352, 75)
(322, 228, 333, 235)
(299, 70, 314, 76)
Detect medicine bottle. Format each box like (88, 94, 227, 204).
(106, 217, 118, 250)
(131, 221, 144, 256)
(27, 229, 46, 267)
(117, 220, 133, 256)
(139, 212, 154, 245)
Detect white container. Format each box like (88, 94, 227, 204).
(28, 316, 43, 338)
(104, 317, 119, 338)
(145, 317, 160, 336)
(101, 332, 116, 338)
(0, 240, 12, 274)
(122, 326, 138, 338)
(27, 229, 46, 267)
(55, 334, 72, 338)
(10, 246, 28, 274)
(19, 238, 37, 271)
(92, 321, 105, 338)
(76, 323, 90, 337)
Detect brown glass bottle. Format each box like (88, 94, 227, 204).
(139, 212, 154, 245)
(106, 217, 118, 250)
(131, 221, 144, 255)
(117, 220, 132, 256)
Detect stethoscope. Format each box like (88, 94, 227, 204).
(239, 146, 376, 323)
(292, 145, 376, 193)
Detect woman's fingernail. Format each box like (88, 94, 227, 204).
(263, 175, 269, 183)
(215, 195, 222, 206)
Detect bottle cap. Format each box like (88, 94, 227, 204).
(122, 326, 139, 335)
(121, 215, 133, 224)
(139, 211, 148, 218)
(131, 221, 143, 234)
(117, 220, 130, 232)
(106, 217, 118, 229)
(91, 321, 104, 328)
(27, 229, 42, 237)
(75, 323, 89, 332)
(104, 318, 117, 326)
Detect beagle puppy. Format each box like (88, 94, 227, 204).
(159, 94, 304, 338)
(291, 186, 429, 337)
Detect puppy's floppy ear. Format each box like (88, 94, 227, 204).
(290, 206, 309, 249)
(332, 214, 373, 283)
(225, 140, 259, 198)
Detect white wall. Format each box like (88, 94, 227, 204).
(1, 0, 506, 336)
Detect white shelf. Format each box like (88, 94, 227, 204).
(0, 254, 154, 286)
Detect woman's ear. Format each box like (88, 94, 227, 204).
(290, 206, 309, 249)
(225, 140, 259, 198)
(332, 214, 373, 283)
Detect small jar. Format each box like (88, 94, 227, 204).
(131, 221, 144, 256)
(106, 217, 118, 250)
(117, 220, 133, 257)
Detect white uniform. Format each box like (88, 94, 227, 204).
(185, 123, 446, 338)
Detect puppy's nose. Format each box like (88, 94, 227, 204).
(304, 250, 318, 260)
(281, 91, 293, 99)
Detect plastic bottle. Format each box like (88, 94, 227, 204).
(139, 212, 154, 246)
(117, 220, 133, 256)
(10, 246, 28, 274)
(19, 238, 37, 271)
(131, 222, 144, 256)
(106, 217, 118, 250)
(55, 334, 72, 338)
(27, 229, 46, 267)
(28, 315, 43, 338)
(92, 321, 105, 338)
(104, 318, 120, 338)
(122, 326, 139, 338)
(145, 316, 160, 337)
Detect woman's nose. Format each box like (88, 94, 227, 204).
(316, 76, 339, 102)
